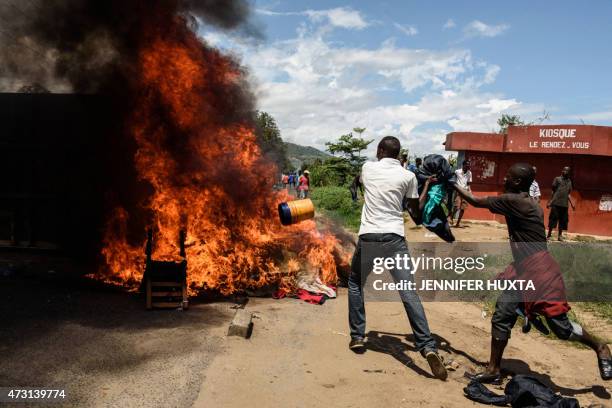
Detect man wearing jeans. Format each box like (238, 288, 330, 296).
(348, 136, 447, 381)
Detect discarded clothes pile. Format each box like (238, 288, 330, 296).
(463, 374, 580, 407)
(273, 276, 337, 305)
(414, 154, 456, 243)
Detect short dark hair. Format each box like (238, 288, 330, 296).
(508, 163, 535, 192)
(378, 136, 401, 159)
(462, 160, 470, 166)
(415, 157, 422, 163)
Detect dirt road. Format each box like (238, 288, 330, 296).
(1, 220, 610, 407)
(195, 293, 610, 408)
(195, 220, 612, 408)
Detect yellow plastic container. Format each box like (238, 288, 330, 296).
(278, 198, 315, 225)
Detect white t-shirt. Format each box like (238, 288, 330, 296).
(455, 168, 472, 189)
(529, 180, 541, 198)
(358, 158, 418, 237)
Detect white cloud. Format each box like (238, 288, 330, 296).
(202, 13, 533, 157)
(306, 7, 368, 29)
(256, 7, 368, 30)
(394, 22, 418, 36)
(463, 20, 509, 38)
(443, 19, 456, 29)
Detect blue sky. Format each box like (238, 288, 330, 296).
(200, 1, 612, 156)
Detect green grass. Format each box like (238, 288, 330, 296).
(310, 186, 362, 231)
(579, 302, 612, 324)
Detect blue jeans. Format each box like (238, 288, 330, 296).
(348, 233, 437, 353)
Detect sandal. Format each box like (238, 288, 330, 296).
(464, 371, 504, 385)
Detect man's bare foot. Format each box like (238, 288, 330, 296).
(597, 344, 611, 359)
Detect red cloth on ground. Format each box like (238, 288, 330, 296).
(273, 289, 288, 299)
(497, 250, 570, 318)
(296, 289, 325, 305)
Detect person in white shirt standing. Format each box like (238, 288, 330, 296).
(529, 166, 541, 203)
(347, 136, 447, 381)
(450, 160, 472, 227)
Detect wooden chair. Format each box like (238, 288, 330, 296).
(143, 229, 188, 310)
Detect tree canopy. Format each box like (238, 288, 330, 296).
(255, 111, 291, 171)
(497, 114, 525, 134)
(325, 130, 373, 167)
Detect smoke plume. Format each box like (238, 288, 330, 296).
(0, 0, 345, 294)
(0, 0, 258, 93)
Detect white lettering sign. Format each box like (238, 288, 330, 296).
(539, 128, 577, 139)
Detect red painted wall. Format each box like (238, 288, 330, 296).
(462, 151, 612, 236)
(506, 125, 612, 156)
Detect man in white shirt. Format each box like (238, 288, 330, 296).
(529, 166, 541, 203)
(348, 136, 447, 381)
(450, 160, 472, 227)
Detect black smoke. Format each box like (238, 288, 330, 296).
(0, 0, 263, 262)
(0, 0, 259, 93)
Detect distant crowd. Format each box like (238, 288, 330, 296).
(280, 170, 310, 199)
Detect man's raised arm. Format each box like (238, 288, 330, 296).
(453, 184, 488, 208)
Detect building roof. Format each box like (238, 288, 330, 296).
(445, 124, 612, 156)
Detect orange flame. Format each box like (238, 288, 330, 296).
(96, 17, 343, 295)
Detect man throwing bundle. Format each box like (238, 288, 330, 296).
(454, 163, 611, 383)
(348, 136, 447, 381)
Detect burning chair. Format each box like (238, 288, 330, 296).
(143, 229, 188, 310)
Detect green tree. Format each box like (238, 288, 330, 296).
(448, 154, 457, 168)
(497, 114, 525, 134)
(255, 111, 291, 171)
(325, 130, 373, 168)
(307, 129, 374, 188)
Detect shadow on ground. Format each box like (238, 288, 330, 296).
(364, 330, 609, 401)
(0, 255, 234, 406)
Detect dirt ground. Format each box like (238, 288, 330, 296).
(195, 220, 611, 408)
(195, 294, 611, 408)
(1, 220, 611, 407)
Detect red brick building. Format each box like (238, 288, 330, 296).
(445, 125, 612, 236)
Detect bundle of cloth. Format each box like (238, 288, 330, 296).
(414, 154, 456, 243)
(463, 374, 580, 407)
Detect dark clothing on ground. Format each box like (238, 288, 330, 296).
(348, 233, 437, 352)
(550, 176, 572, 207)
(548, 205, 569, 231)
(464, 374, 580, 407)
(486, 192, 547, 262)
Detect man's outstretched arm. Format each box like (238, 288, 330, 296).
(454, 184, 489, 208)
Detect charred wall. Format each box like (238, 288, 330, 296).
(0, 92, 139, 260)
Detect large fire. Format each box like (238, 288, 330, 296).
(97, 12, 346, 295)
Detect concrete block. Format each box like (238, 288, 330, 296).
(227, 308, 253, 338)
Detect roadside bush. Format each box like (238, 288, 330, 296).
(308, 157, 355, 187)
(310, 186, 362, 231)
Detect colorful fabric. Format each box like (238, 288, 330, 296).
(297, 175, 309, 191)
(497, 250, 570, 319)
